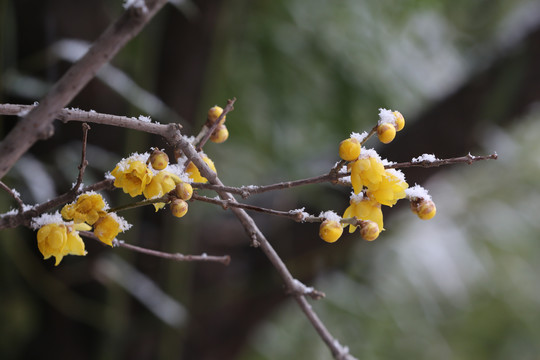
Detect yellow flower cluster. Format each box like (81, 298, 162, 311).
(34, 192, 130, 266)
(110, 150, 195, 216)
(61, 193, 127, 246)
(319, 108, 436, 243)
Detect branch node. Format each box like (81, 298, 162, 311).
(290, 279, 326, 300)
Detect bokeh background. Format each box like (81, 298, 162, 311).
(2, 0, 540, 359)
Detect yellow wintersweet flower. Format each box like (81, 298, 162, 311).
(61, 193, 106, 225)
(93, 214, 121, 246)
(37, 224, 87, 266)
(143, 171, 178, 211)
(343, 195, 384, 234)
(111, 159, 153, 197)
(369, 170, 408, 207)
(350, 156, 385, 194)
(186, 155, 216, 183)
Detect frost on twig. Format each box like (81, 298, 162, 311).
(290, 278, 326, 300)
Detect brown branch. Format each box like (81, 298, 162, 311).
(191, 171, 349, 198)
(0, 0, 169, 180)
(171, 131, 357, 359)
(81, 231, 230, 265)
(70, 123, 91, 193)
(0, 181, 24, 212)
(192, 193, 307, 221)
(0, 103, 178, 137)
(0, 179, 114, 229)
(385, 152, 498, 169)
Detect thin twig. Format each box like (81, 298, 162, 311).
(191, 171, 349, 198)
(362, 124, 379, 145)
(195, 98, 236, 151)
(192, 193, 305, 220)
(70, 123, 91, 192)
(0, 180, 24, 212)
(80, 231, 231, 265)
(385, 152, 498, 169)
(191, 152, 498, 198)
(0, 0, 169, 180)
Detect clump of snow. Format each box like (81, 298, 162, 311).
(138, 115, 152, 123)
(289, 207, 310, 221)
(359, 147, 382, 160)
(22, 204, 35, 212)
(381, 158, 396, 166)
(378, 108, 397, 126)
(166, 164, 190, 183)
(386, 168, 406, 182)
(338, 175, 351, 185)
(405, 185, 432, 200)
(1, 208, 20, 217)
(350, 131, 368, 143)
(31, 211, 64, 229)
(114, 152, 150, 172)
(104, 171, 115, 180)
(183, 135, 196, 144)
(319, 210, 341, 222)
(349, 192, 364, 203)
(412, 153, 438, 163)
(109, 212, 132, 232)
(123, 0, 148, 13)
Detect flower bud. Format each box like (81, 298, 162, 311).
(393, 111, 405, 131)
(377, 123, 396, 144)
(175, 182, 193, 201)
(339, 138, 361, 161)
(210, 124, 229, 144)
(319, 220, 343, 243)
(208, 106, 225, 125)
(148, 150, 169, 170)
(411, 198, 436, 220)
(171, 199, 189, 218)
(360, 220, 379, 241)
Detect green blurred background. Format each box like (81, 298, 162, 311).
(1, 0, 540, 359)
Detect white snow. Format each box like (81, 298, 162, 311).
(349, 192, 364, 203)
(31, 211, 64, 229)
(108, 212, 132, 232)
(289, 207, 310, 221)
(350, 131, 368, 143)
(405, 184, 432, 200)
(378, 108, 397, 126)
(319, 210, 341, 222)
(123, 0, 148, 13)
(138, 115, 152, 123)
(412, 153, 438, 163)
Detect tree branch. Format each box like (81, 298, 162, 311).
(0, 0, 169, 179)
(171, 131, 358, 359)
(81, 231, 231, 265)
